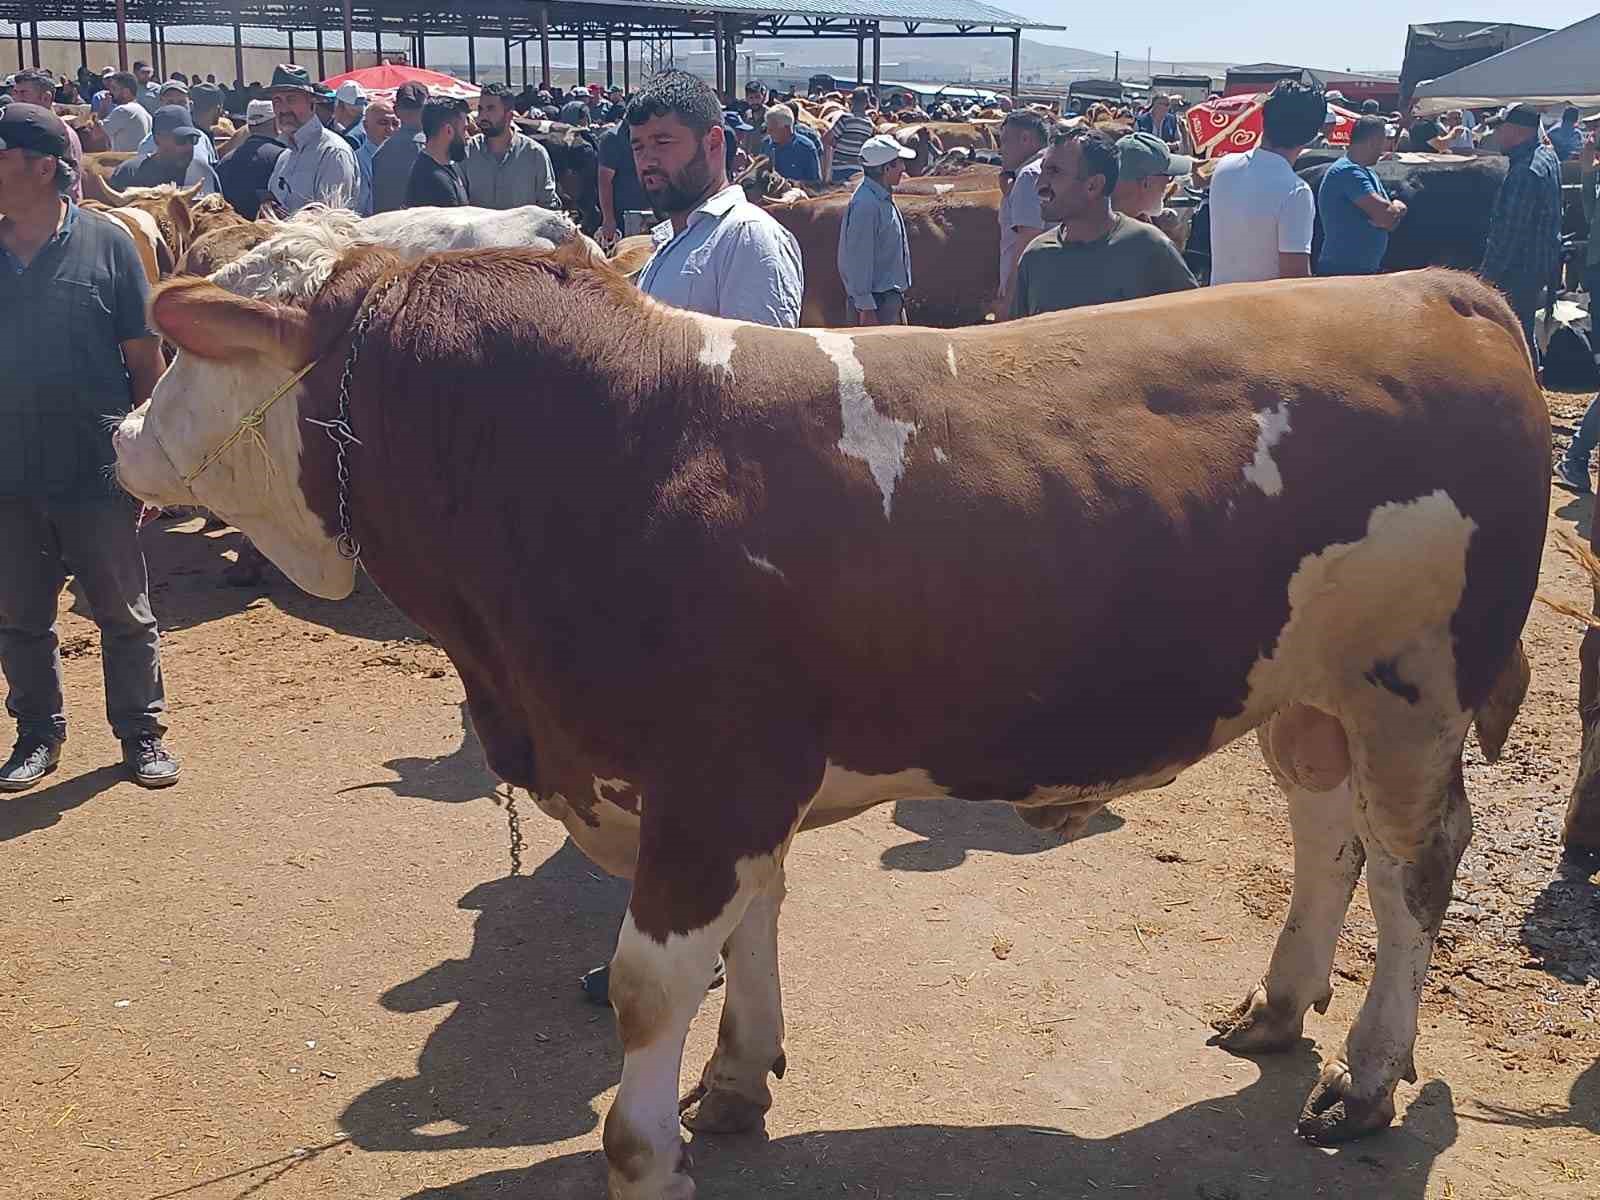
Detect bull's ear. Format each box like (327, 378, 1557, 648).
(165, 193, 195, 252)
(150, 277, 315, 367)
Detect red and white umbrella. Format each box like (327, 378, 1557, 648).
(1185, 93, 1361, 159)
(319, 64, 480, 104)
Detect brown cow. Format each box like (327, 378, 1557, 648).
(762, 187, 1002, 326)
(117, 248, 1545, 1199)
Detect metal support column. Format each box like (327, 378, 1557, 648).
(13, 23, 21, 71)
(622, 30, 630, 92)
(149, 21, 158, 76)
(287, 27, 295, 64)
(29, 17, 39, 67)
(605, 28, 613, 88)
(342, 0, 354, 72)
(466, 17, 477, 82)
(77, 13, 88, 71)
(315, 24, 326, 80)
(538, 5, 550, 86)
(576, 26, 585, 85)
(713, 17, 724, 95)
(114, 0, 127, 69)
(856, 25, 864, 88)
(373, 21, 381, 64)
(871, 22, 881, 93)
(521, 40, 528, 86)
(416, 18, 425, 68)
(724, 23, 738, 97)
(504, 35, 512, 84)
(1009, 31, 1021, 98)
(232, 3, 243, 84)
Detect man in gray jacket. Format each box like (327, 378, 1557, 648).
(838, 134, 915, 324)
(462, 83, 561, 210)
(369, 81, 428, 214)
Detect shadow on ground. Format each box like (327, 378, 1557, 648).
(339, 839, 628, 1151)
(399, 1053, 1460, 1200)
(882, 797, 1124, 871)
(1519, 847, 1600, 985)
(1555, 494, 1593, 541)
(0, 763, 126, 843)
(340, 701, 498, 805)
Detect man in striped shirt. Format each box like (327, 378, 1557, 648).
(823, 88, 876, 183)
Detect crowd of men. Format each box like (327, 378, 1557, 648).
(0, 56, 1576, 800)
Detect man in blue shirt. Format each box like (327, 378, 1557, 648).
(1481, 103, 1562, 365)
(1548, 105, 1584, 162)
(1135, 94, 1183, 152)
(839, 134, 915, 324)
(758, 103, 821, 183)
(1316, 115, 1407, 275)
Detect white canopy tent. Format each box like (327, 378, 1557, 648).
(1412, 13, 1600, 115)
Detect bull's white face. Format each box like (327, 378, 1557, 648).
(113, 283, 356, 600)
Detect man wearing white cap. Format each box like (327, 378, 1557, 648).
(333, 81, 368, 149)
(215, 99, 287, 219)
(838, 133, 915, 325)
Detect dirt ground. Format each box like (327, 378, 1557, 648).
(3, 403, 1599, 1200)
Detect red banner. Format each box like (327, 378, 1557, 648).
(1185, 93, 1361, 159)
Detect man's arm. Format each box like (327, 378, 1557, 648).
(1277, 184, 1316, 279)
(1277, 253, 1312, 278)
(529, 141, 561, 210)
(122, 336, 164, 405)
(1583, 138, 1598, 229)
(837, 200, 877, 316)
(1353, 192, 1406, 230)
(1479, 171, 1525, 280)
(996, 227, 1043, 322)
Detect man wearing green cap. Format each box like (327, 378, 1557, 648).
(261, 64, 358, 216)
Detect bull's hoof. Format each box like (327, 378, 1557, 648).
(678, 1085, 768, 1134)
(1296, 1061, 1397, 1144)
(1207, 982, 1315, 1054)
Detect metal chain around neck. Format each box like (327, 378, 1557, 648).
(304, 276, 399, 562)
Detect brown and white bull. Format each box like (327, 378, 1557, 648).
(115, 248, 1547, 1199)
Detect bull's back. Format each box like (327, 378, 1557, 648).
(720, 270, 1546, 783)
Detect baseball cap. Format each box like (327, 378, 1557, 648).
(393, 80, 429, 110)
(313, 84, 336, 103)
(0, 102, 69, 157)
(1500, 102, 1542, 129)
(334, 80, 367, 106)
(1116, 131, 1195, 181)
(245, 98, 276, 127)
(190, 81, 223, 107)
(859, 133, 916, 167)
(723, 108, 754, 133)
(159, 78, 189, 96)
(559, 99, 588, 124)
(152, 104, 203, 140)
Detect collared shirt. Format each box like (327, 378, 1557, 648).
(637, 183, 804, 327)
(265, 115, 359, 213)
(137, 82, 161, 114)
(354, 135, 383, 215)
(1136, 111, 1181, 143)
(110, 150, 220, 197)
(1481, 140, 1561, 291)
(135, 127, 216, 166)
(758, 132, 822, 182)
(461, 131, 561, 210)
(999, 150, 1045, 295)
(1316, 156, 1390, 275)
(369, 126, 424, 214)
(1548, 122, 1583, 162)
(0, 203, 154, 499)
(838, 174, 911, 311)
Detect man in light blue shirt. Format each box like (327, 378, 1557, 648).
(838, 134, 914, 324)
(260, 64, 359, 216)
(632, 70, 803, 327)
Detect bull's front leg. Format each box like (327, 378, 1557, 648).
(604, 814, 799, 1199)
(680, 868, 789, 1134)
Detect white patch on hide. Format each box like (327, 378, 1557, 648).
(933, 447, 949, 463)
(1244, 401, 1292, 497)
(807, 329, 918, 519)
(695, 317, 738, 377)
(742, 547, 787, 582)
(946, 344, 958, 377)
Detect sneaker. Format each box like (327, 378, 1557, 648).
(121, 735, 180, 789)
(1556, 459, 1593, 495)
(0, 737, 62, 793)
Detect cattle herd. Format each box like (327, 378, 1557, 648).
(15, 85, 1581, 1200)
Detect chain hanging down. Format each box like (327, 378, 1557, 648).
(304, 276, 399, 563)
(496, 785, 526, 877)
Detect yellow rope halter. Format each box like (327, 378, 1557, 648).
(180, 355, 322, 487)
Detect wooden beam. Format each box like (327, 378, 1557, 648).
(77, 12, 88, 72)
(233, 4, 243, 84)
(114, 0, 127, 69)
(342, 0, 354, 73)
(1009, 30, 1020, 99)
(538, 5, 550, 86)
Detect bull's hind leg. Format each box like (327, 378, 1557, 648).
(1213, 706, 1364, 1053)
(1298, 700, 1473, 1143)
(679, 867, 788, 1134)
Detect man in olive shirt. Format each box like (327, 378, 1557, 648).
(1011, 124, 1196, 318)
(0, 104, 178, 791)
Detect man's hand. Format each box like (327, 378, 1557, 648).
(598, 222, 619, 251)
(1389, 199, 1408, 223)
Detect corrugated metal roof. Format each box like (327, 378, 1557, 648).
(0, 20, 378, 51)
(601, 0, 1057, 29)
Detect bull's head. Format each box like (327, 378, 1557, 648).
(114, 279, 358, 599)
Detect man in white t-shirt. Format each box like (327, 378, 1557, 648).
(1207, 81, 1325, 285)
(996, 108, 1049, 320)
(101, 70, 152, 153)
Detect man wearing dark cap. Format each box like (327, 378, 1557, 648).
(1481, 102, 1561, 362)
(0, 104, 179, 791)
(189, 81, 229, 141)
(261, 64, 358, 215)
(110, 105, 220, 195)
(369, 79, 428, 214)
(9, 70, 81, 202)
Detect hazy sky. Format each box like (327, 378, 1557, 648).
(1003, 2, 1592, 71)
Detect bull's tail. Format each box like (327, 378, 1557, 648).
(1473, 639, 1530, 762)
